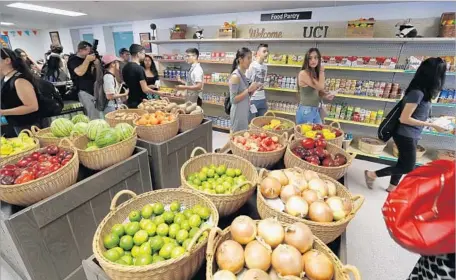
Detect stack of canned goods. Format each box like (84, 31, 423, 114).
(328, 103, 384, 125)
(325, 78, 402, 99)
(437, 88, 456, 104)
(206, 116, 231, 129)
(163, 68, 188, 80)
(202, 92, 225, 104)
(267, 101, 298, 113)
(265, 74, 297, 90)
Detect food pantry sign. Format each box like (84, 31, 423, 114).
(261, 11, 312, 22)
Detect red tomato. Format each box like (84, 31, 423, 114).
(61, 159, 71, 166)
(25, 166, 39, 175)
(49, 163, 61, 172)
(31, 152, 42, 160)
(38, 155, 49, 162)
(259, 133, 267, 139)
(0, 169, 15, 177)
(26, 160, 39, 167)
(36, 169, 51, 178)
(301, 138, 315, 150)
(38, 162, 52, 171)
(49, 156, 60, 164)
(2, 164, 17, 171)
(14, 173, 35, 184)
(315, 139, 327, 149)
(16, 159, 29, 168)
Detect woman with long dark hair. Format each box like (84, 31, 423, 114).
(1, 48, 41, 135)
(42, 54, 69, 82)
(229, 47, 260, 132)
(14, 48, 41, 75)
(296, 48, 334, 124)
(365, 57, 448, 192)
(140, 54, 160, 99)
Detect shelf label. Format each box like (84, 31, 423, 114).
(261, 11, 312, 22)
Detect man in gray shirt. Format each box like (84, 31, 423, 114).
(246, 44, 269, 120)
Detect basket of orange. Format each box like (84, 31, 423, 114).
(134, 111, 179, 143)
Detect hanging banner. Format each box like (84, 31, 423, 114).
(10, 31, 16, 37)
(2, 31, 8, 36)
(261, 11, 312, 22)
(17, 30, 22, 36)
(24, 30, 30, 36)
(32, 30, 38, 35)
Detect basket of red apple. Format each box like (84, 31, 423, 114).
(295, 122, 344, 147)
(284, 135, 353, 180)
(230, 130, 288, 168)
(0, 138, 79, 206)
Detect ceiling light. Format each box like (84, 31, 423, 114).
(0, 22, 15, 26)
(7, 2, 87, 17)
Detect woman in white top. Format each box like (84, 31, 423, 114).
(101, 55, 128, 114)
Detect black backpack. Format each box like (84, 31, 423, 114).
(224, 93, 231, 115)
(378, 100, 403, 142)
(10, 72, 63, 118)
(93, 63, 109, 111)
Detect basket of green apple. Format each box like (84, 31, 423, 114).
(180, 147, 259, 217)
(93, 189, 219, 280)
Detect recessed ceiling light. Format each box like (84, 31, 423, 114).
(0, 22, 15, 26)
(7, 2, 87, 17)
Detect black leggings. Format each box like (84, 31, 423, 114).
(375, 134, 417, 186)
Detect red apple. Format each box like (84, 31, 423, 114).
(312, 124, 323, 131)
(333, 129, 343, 137)
(322, 157, 335, 167)
(46, 145, 59, 156)
(301, 138, 315, 150)
(315, 139, 327, 149)
(314, 147, 326, 159)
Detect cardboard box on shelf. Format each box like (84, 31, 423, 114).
(268, 53, 288, 65)
(287, 54, 304, 66)
(346, 18, 376, 38)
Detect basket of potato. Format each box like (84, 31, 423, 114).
(105, 104, 147, 127)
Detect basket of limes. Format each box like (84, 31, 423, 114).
(93, 189, 219, 280)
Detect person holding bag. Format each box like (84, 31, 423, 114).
(365, 57, 449, 192)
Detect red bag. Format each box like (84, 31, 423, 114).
(382, 160, 455, 256)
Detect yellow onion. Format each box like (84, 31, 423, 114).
(260, 177, 282, 199)
(231, 215, 257, 245)
(242, 269, 271, 280)
(213, 270, 237, 280)
(303, 170, 319, 182)
(271, 244, 302, 277)
(280, 185, 300, 203)
(284, 222, 313, 254)
(245, 239, 272, 271)
(302, 250, 334, 280)
(308, 178, 328, 197)
(283, 169, 298, 183)
(285, 196, 309, 218)
(268, 268, 280, 280)
(216, 240, 245, 274)
(342, 198, 353, 216)
(269, 170, 289, 186)
(324, 180, 337, 197)
(301, 189, 322, 205)
(308, 201, 333, 222)
(257, 218, 285, 248)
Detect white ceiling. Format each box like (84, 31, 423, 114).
(0, 1, 408, 29)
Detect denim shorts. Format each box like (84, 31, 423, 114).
(296, 105, 322, 125)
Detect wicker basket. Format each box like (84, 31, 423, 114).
(30, 126, 83, 147)
(393, 143, 426, 159)
(284, 135, 353, 180)
(205, 221, 361, 280)
(105, 104, 147, 127)
(71, 130, 137, 170)
(439, 12, 455, 37)
(295, 122, 344, 147)
(134, 114, 179, 143)
(93, 189, 219, 280)
(0, 130, 40, 165)
(180, 147, 259, 217)
(138, 98, 171, 113)
(256, 167, 364, 244)
(0, 138, 79, 206)
(178, 110, 204, 132)
(249, 111, 295, 136)
(230, 129, 288, 168)
(358, 137, 387, 156)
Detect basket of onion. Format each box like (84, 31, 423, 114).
(284, 135, 353, 180)
(230, 129, 288, 168)
(256, 168, 364, 244)
(180, 147, 258, 217)
(206, 216, 361, 280)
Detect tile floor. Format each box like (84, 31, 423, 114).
(0, 131, 420, 280)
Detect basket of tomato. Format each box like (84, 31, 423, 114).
(295, 122, 344, 147)
(0, 138, 79, 206)
(134, 111, 179, 143)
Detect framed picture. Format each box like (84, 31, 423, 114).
(0, 35, 12, 49)
(139, 32, 152, 52)
(49, 31, 61, 45)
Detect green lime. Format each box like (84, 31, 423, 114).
(189, 227, 199, 238)
(207, 178, 215, 183)
(192, 178, 201, 186)
(180, 220, 191, 231)
(238, 175, 247, 181)
(152, 255, 165, 263)
(201, 181, 211, 190)
(104, 248, 121, 262)
(128, 210, 141, 222)
(144, 223, 157, 237)
(149, 236, 164, 252)
(153, 215, 165, 226)
(103, 233, 120, 249)
(115, 259, 127, 265)
(216, 164, 227, 175)
(133, 230, 149, 246)
(111, 224, 125, 237)
(112, 247, 125, 257)
(206, 169, 215, 178)
(124, 251, 131, 256)
(162, 211, 175, 224)
(225, 168, 236, 177)
(214, 174, 220, 179)
(135, 254, 153, 266)
(173, 213, 186, 225)
(192, 204, 203, 214)
(170, 201, 181, 212)
(215, 185, 225, 194)
(120, 235, 134, 251)
(131, 245, 140, 258)
(222, 181, 232, 189)
(189, 215, 202, 228)
(139, 242, 152, 256)
(120, 255, 133, 265)
(198, 231, 209, 243)
(201, 167, 209, 174)
(183, 209, 194, 219)
(171, 246, 186, 259)
(188, 174, 195, 182)
(159, 243, 176, 259)
(153, 203, 165, 215)
(141, 204, 153, 219)
(198, 172, 207, 182)
(233, 177, 240, 186)
(157, 223, 169, 236)
(176, 229, 189, 244)
(198, 207, 211, 220)
(182, 239, 192, 250)
(139, 218, 153, 230)
(221, 174, 227, 179)
(168, 223, 180, 238)
(125, 222, 140, 236)
(234, 168, 242, 176)
(216, 178, 224, 184)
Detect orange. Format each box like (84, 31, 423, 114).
(149, 118, 159, 125)
(138, 118, 148, 126)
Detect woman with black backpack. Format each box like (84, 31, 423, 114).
(365, 57, 449, 192)
(0, 48, 41, 135)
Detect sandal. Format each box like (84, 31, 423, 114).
(364, 170, 375, 189)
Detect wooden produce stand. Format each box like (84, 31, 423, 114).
(136, 119, 213, 189)
(0, 147, 153, 280)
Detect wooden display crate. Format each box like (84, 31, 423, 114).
(170, 24, 187, 39)
(217, 27, 236, 38)
(136, 119, 212, 190)
(346, 19, 376, 38)
(0, 147, 152, 280)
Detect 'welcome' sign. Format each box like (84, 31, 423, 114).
(261, 11, 312, 22)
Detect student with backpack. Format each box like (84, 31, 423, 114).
(365, 57, 449, 192)
(0, 48, 41, 135)
(99, 54, 128, 114)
